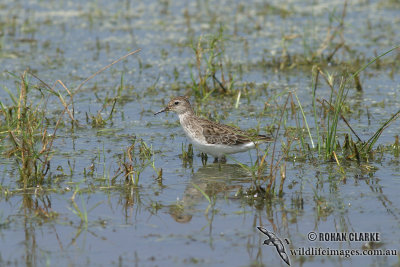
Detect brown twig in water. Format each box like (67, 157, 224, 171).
(75, 48, 141, 93)
(29, 72, 76, 122)
(326, 43, 344, 62)
(315, 0, 347, 59)
(212, 73, 227, 92)
(267, 93, 290, 193)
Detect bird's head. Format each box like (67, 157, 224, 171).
(154, 96, 192, 115)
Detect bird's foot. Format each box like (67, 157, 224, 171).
(213, 156, 227, 163)
(219, 156, 227, 163)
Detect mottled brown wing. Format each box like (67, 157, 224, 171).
(196, 118, 255, 145)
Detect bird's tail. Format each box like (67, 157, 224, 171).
(255, 134, 274, 144)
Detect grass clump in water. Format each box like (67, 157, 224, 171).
(295, 46, 400, 162)
(114, 137, 155, 186)
(189, 26, 236, 100)
(0, 72, 73, 188)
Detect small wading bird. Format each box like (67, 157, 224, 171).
(154, 96, 273, 163)
(257, 226, 290, 266)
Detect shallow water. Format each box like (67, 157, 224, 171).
(0, 0, 399, 266)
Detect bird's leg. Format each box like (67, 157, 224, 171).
(201, 153, 208, 165)
(213, 156, 226, 164)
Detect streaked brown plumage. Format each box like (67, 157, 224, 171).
(155, 96, 273, 162)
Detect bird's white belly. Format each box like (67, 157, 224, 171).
(179, 115, 256, 157)
(186, 133, 255, 157)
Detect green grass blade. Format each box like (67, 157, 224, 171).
(352, 45, 400, 78)
(361, 109, 400, 153)
(294, 92, 314, 148)
(191, 183, 211, 203)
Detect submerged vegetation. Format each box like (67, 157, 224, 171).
(0, 0, 399, 266)
(0, 0, 398, 218)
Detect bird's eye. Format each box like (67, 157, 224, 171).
(174, 101, 179, 105)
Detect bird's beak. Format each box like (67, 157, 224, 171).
(154, 107, 168, 115)
(257, 226, 269, 235)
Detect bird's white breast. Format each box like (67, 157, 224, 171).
(178, 113, 256, 157)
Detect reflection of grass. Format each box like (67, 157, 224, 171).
(1, 2, 400, 264)
(69, 182, 102, 226)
